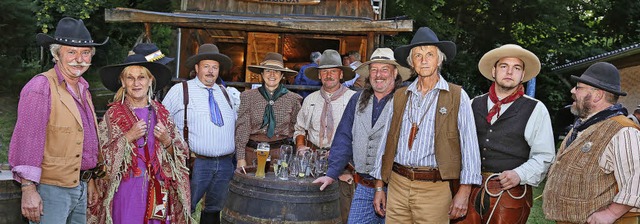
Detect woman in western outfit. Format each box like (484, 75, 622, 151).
(89, 53, 191, 224)
(235, 52, 302, 170)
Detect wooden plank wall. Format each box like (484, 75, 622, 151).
(184, 0, 375, 19)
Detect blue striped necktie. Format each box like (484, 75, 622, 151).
(207, 88, 224, 126)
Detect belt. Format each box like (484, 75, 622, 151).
(79, 170, 93, 182)
(354, 173, 376, 188)
(195, 153, 234, 160)
(246, 138, 293, 149)
(392, 163, 442, 182)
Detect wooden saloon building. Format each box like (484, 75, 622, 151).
(105, 0, 413, 84)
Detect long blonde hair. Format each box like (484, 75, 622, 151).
(113, 65, 156, 103)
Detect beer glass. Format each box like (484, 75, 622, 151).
(255, 142, 270, 178)
(278, 145, 293, 180)
(314, 149, 329, 176)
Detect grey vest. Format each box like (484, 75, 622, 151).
(352, 94, 393, 174)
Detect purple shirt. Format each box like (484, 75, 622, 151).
(9, 64, 99, 183)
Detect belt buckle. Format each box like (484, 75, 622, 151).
(408, 168, 415, 181)
(80, 170, 92, 182)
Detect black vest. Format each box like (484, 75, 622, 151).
(472, 94, 537, 172)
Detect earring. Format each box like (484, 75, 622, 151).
(148, 85, 153, 104)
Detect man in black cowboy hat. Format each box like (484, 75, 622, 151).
(456, 44, 555, 224)
(374, 27, 482, 222)
(543, 62, 640, 224)
(8, 17, 108, 223)
(294, 49, 357, 223)
(162, 43, 240, 224)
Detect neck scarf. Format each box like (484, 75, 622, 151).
(486, 83, 524, 123)
(319, 85, 349, 147)
(564, 103, 627, 148)
(259, 84, 289, 138)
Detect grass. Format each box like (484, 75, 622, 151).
(0, 96, 18, 164)
(528, 180, 554, 224)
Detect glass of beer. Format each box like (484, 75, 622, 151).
(255, 142, 270, 178)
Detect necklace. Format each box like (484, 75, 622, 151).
(407, 92, 437, 150)
(132, 105, 153, 148)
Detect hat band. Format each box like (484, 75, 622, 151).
(145, 50, 165, 62)
(260, 59, 284, 68)
(371, 56, 391, 60)
(54, 37, 94, 44)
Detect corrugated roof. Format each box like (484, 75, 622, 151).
(552, 43, 640, 72)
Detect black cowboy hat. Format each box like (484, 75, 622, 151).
(185, 44, 232, 71)
(132, 43, 174, 65)
(248, 52, 298, 77)
(571, 62, 627, 96)
(99, 54, 171, 92)
(394, 27, 456, 68)
(36, 17, 108, 48)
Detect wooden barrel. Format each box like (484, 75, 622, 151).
(0, 169, 27, 224)
(222, 168, 341, 223)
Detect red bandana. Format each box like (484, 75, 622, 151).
(486, 83, 524, 123)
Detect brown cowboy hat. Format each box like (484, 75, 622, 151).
(185, 44, 232, 71)
(305, 49, 356, 81)
(99, 53, 171, 92)
(355, 48, 412, 81)
(478, 44, 541, 82)
(36, 17, 108, 48)
(394, 27, 456, 68)
(248, 52, 298, 76)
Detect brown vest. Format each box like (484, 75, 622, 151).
(543, 115, 639, 223)
(40, 69, 98, 187)
(380, 83, 462, 182)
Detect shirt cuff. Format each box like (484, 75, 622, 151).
(11, 165, 41, 184)
(459, 170, 482, 185)
(614, 192, 640, 208)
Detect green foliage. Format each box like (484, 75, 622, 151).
(35, 0, 106, 33)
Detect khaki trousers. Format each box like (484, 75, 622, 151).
(386, 171, 451, 224)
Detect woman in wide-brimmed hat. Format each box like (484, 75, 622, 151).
(89, 53, 192, 224)
(235, 52, 302, 170)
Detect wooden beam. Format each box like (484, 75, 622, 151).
(105, 7, 413, 35)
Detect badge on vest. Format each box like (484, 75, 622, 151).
(581, 141, 593, 153)
(439, 107, 447, 115)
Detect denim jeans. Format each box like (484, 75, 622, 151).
(33, 182, 87, 224)
(190, 155, 234, 213)
(348, 183, 385, 224)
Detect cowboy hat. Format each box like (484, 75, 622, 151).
(354, 48, 412, 81)
(248, 52, 298, 76)
(132, 43, 174, 65)
(394, 27, 456, 68)
(478, 44, 541, 82)
(36, 17, 108, 48)
(99, 54, 171, 92)
(185, 44, 232, 71)
(571, 62, 627, 96)
(305, 49, 356, 81)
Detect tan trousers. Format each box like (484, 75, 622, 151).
(386, 171, 451, 224)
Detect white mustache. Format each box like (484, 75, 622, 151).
(68, 62, 91, 67)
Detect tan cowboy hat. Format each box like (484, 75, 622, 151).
(354, 48, 412, 81)
(394, 27, 456, 68)
(185, 44, 232, 71)
(305, 49, 356, 81)
(478, 44, 541, 82)
(248, 52, 298, 76)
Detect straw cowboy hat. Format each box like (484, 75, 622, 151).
(354, 48, 412, 81)
(305, 49, 356, 81)
(36, 17, 108, 48)
(571, 62, 626, 96)
(478, 44, 541, 82)
(99, 53, 171, 92)
(394, 27, 456, 68)
(185, 44, 232, 71)
(132, 43, 174, 65)
(248, 52, 298, 76)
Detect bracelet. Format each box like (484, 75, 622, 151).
(375, 187, 384, 192)
(21, 182, 35, 188)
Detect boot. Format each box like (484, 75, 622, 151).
(199, 211, 221, 224)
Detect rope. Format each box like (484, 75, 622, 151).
(482, 173, 527, 224)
